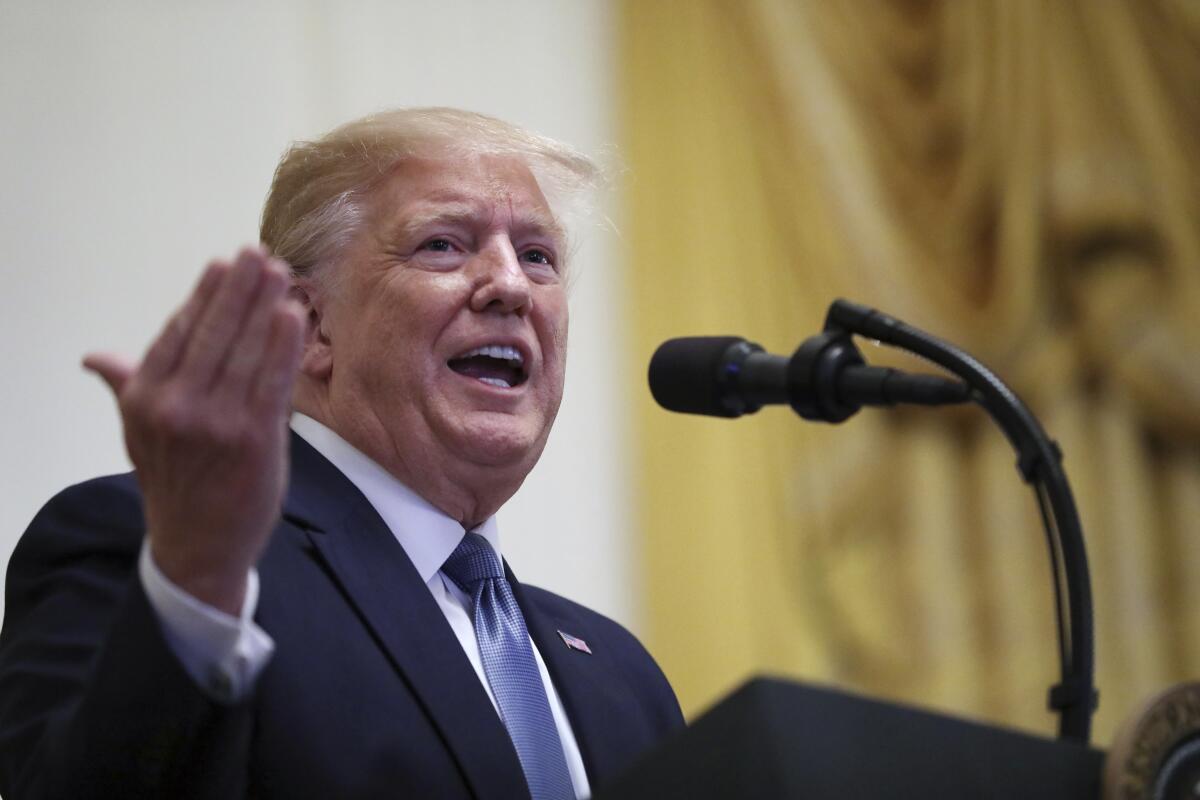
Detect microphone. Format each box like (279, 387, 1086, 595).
(649, 300, 1098, 741)
(648, 335, 972, 422)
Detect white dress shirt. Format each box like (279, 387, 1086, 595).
(140, 412, 591, 799)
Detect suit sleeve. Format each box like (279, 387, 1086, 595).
(0, 476, 253, 800)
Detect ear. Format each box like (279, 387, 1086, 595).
(291, 282, 334, 381)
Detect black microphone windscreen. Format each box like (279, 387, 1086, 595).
(648, 337, 746, 417)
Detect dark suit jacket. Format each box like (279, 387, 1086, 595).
(0, 434, 684, 799)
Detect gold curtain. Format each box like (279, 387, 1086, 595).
(620, 0, 1200, 743)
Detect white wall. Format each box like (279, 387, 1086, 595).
(0, 1, 636, 628)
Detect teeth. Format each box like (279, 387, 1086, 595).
(478, 376, 513, 388)
(457, 344, 523, 364)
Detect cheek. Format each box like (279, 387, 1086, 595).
(543, 318, 569, 399)
(540, 294, 570, 354)
(340, 309, 426, 394)
(373, 285, 448, 352)
(388, 274, 469, 332)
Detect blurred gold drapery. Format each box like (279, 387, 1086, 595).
(620, 0, 1200, 742)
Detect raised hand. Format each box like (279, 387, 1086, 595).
(84, 246, 306, 615)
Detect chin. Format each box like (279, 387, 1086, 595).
(451, 417, 549, 470)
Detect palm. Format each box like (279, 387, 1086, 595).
(85, 247, 305, 614)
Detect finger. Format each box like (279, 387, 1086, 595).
(250, 300, 306, 416)
(178, 246, 270, 389)
(140, 259, 229, 383)
(213, 257, 291, 403)
(82, 353, 137, 397)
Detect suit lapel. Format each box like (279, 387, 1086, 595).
(508, 567, 631, 786)
(283, 434, 530, 800)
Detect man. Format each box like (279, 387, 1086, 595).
(0, 108, 683, 799)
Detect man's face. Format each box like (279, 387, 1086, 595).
(314, 154, 569, 484)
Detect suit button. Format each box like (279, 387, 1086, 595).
(207, 666, 235, 703)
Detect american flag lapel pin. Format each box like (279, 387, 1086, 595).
(557, 630, 593, 655)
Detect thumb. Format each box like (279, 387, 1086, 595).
(83, 353, 136, 396)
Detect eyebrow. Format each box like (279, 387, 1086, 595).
(394, 199, 566, 248)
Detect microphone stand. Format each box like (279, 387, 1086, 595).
(807, 299, 1096, 743)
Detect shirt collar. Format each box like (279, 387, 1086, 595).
(290, 412, 502, 583)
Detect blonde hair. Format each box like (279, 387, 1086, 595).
(260, 107, 601, 284)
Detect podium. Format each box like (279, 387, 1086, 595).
(594, 678, 1105, 799)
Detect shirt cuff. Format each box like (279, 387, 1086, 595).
(138, 539, 275, 703)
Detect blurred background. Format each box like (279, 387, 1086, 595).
(2, 0, 1197, 749)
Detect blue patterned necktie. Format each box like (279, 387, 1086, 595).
(441, 532, 575, 800)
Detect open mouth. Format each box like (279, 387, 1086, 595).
(447, 344, 528, 389)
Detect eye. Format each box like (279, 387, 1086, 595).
(408, 235, 469, 271)
(420, 237, 457, 253)
(520, 247, 556, 269)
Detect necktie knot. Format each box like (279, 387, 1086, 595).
(442, 531, 503, 593)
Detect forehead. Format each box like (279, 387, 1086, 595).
(367, 154, 564, 242)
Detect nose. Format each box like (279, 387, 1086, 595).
(469, 238, 532, 316)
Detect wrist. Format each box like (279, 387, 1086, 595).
(149, 540, 251, 616)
